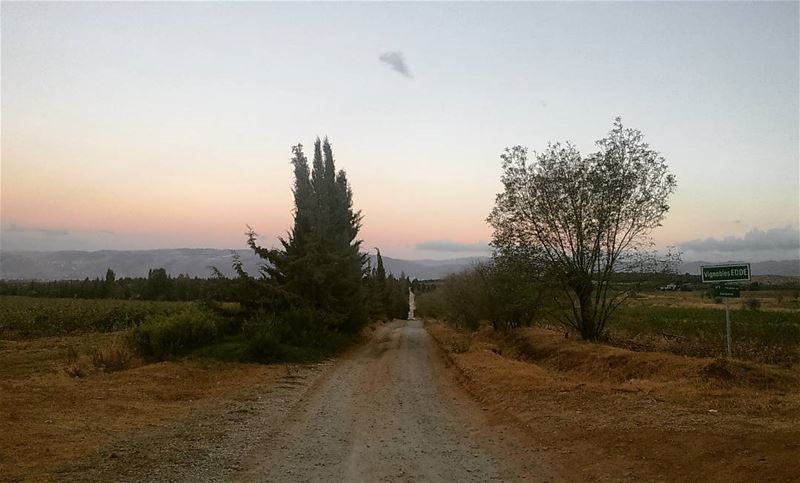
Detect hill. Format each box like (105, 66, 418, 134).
(2, 249, 797, 281)
(0, 249, 487, 281)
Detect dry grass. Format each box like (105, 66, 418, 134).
(62, 336, 140, 378)
(428, 321, 800, 482)
(0, 332, 286, 482)
(88, 336, 138, 372)
(506, 326, 798, 390)
(634, 289, 800, 311)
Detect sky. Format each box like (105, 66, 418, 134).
(2, 1, 798, 261)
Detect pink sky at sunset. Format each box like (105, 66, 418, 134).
(2, 2, 798, 261)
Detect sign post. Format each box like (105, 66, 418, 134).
(701, 263, 750, 358)
(725, 298, 732, 358)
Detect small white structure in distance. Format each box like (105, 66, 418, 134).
(408, 288, 416, 320)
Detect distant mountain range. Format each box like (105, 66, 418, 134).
(1, 249, 797, 281)
(0, 249, 488, 281)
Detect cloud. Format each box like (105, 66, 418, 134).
(5, 223, 69, 237)
(378, 51, 412, 79)
(679, 226, 800, 261)
(1, 223, 115, 251)
(415, 240, 491, 253)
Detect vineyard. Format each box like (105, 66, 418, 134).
(0, 296, 192, 339)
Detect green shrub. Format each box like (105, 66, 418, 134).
(415, 289, 448, 320)
(244, 308, 349, 362)
(415, 258, 544, 331)
(246, 324, 288, 363)
(129, 306, 218, 360)
(742, 297, 762, 311)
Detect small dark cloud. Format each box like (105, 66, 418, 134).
(415, 240, 491, 253)
(6, 223, 69, 237)
(538, 99, 548, 108)
(378, 51, 412, 79)
(1, 223, 115, 251)
(679, 226, 800, 261)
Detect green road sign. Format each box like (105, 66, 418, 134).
(713, 285, 740, 298)
(701, 263, 751, 283)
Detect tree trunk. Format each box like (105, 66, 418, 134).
(575, 281, 596, 340)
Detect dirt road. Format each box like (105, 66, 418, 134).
(238, 319, 530, 482)
(62, 320, 537, 482)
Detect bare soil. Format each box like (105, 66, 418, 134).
(1, 322, 543, 482)
(428, 322, 800, 482)
(0, 333, 289, 482)
(5, 321, 798, 482)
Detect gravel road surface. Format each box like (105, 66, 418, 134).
(64, 320, 536, 482)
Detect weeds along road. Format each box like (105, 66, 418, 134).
(67, 320, 539, 482)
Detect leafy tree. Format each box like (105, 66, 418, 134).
(488, 118, 678, 340)
(386, 273, 411, 319)
(413, 259, 540, 331)
(484, 253, 545, 331)
(146, 268, 172, 300)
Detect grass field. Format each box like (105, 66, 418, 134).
(602, 292, 800, 365)
(0, 296, 192, 339)
(3, 292, 799, 365)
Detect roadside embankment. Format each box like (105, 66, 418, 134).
(427, 321, 800, 482)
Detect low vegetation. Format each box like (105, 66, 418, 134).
(0, 295, 190, 338)
(609, 302, 800, 364)
(414, 258, 544, 331)
(129, 305, 220, 360)
(417, 268, 800, 365)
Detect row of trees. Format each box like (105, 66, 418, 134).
(420, 118, 678, 340)
(414, 255, 544, 331)
(0, 268, 238, 301)
(365, 249, 412, 321)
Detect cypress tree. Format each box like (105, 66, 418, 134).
(322, 137, 336, 191)
(104, 268, 116, 298)
(248, 139, 367, 333)
(375, 249, 387, 283)
(311, 138, 325, 193)
(374, 248, 389, 318)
